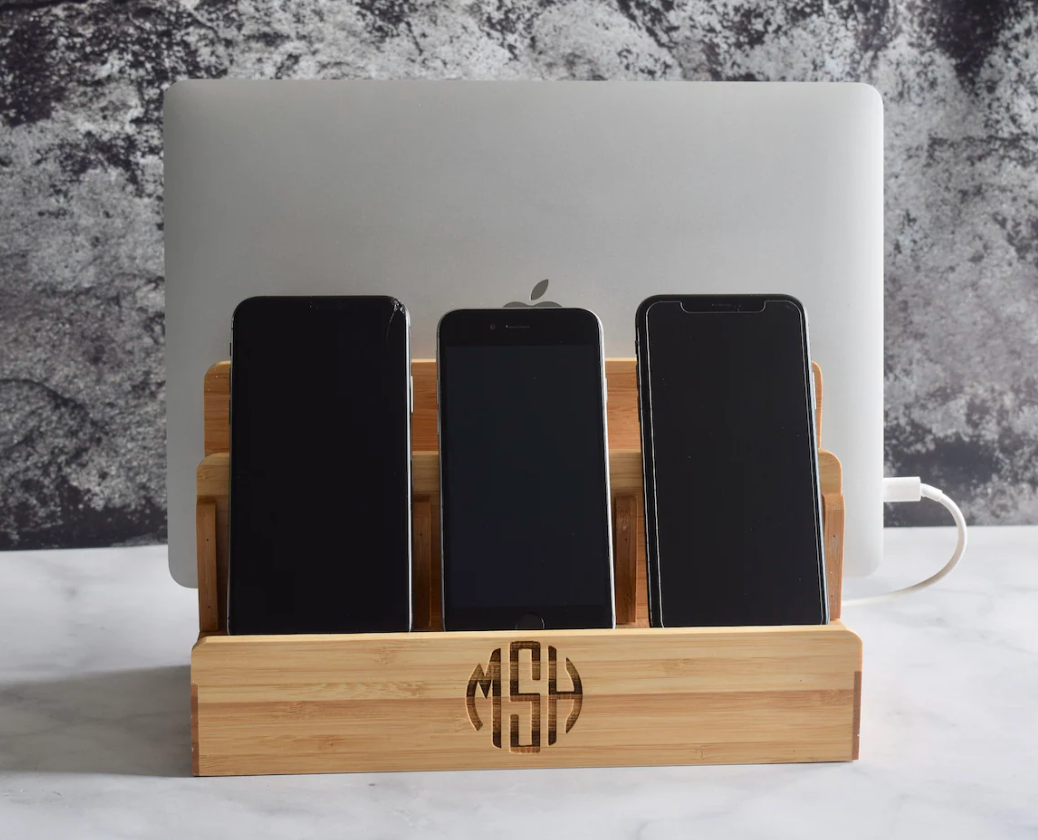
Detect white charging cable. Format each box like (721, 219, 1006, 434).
(842, 477, 968, 607)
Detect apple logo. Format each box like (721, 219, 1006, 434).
(504, 279, 561, 308)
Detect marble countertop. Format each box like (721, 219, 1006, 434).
(1, 527, 1035, 838)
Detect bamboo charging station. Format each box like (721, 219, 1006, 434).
(192, 360, 860, 776)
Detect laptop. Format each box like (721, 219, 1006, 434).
(164, 80, 883, 586)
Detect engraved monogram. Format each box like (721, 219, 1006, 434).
(466, 641, 582, 753)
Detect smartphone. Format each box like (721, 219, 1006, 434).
(636, 294, 828, 627)
(437, 308, 615, 631)
(228, 296, 412, 634)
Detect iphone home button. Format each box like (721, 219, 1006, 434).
(515, 614, 545, 631)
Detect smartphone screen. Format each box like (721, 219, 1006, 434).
(438, 309, 615, 631)
(638, 296, 827, 627)
(228, 296, 412, 634)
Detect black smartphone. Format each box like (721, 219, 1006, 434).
(228, 296, 412, 634)
(437, 308, 615, 631)
(636, 294, 828, 627)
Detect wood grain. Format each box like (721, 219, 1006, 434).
(191, 622, 861, 775)
(852, 670, 863, 760)
(195, 500, 219, 633)
(605, 359, 640, 451)
(196, 455, 229, 633)
(613, 495, 638, 626)
(635, 498, 649, 627)
(819, 449, 841, 496)
(412, 498, 434, 632)
(203, 362, 230, 457)
(818, 450, 844, 620)
(412, 360, 438, 452)
(823, 492, 846, 620)
(191, 684, 200, 776)
(429, 497, 443, 631)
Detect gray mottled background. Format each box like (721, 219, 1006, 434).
(1, 0, 1036, 548)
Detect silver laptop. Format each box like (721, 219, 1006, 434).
(164, 80, 883, 587)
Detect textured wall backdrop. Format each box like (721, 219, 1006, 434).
(1, 0, 1036, 548)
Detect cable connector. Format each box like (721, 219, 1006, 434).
(882, 476, 921, 503)
(843, 477, 969, 607)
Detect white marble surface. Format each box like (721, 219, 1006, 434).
(1, 527, 1035, 838)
